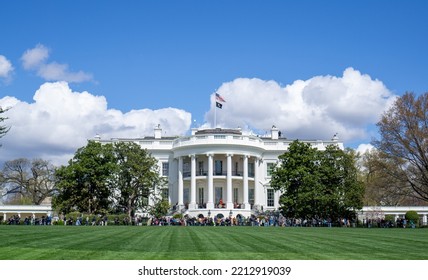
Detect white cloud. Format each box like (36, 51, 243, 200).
(205, 68, 397, 143)
(0, 82, 192, 165)
(356, 143, 375, 154)
(37, 62, 93, 83)
(21, 44, 49, 70)
(20, 44, 93, 83)
(0, 55, 14, 80)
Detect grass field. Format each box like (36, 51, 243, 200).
(0, 225, 427, 260)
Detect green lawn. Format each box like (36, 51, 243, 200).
(0, 225, 427, 260)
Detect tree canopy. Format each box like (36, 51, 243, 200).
(110, 142, 165, 219)
(373, 92, 428, 202)
(0, 158, 56, 205)
(359, 149, 419, 206)
(53, 141, 115, 214)
(53, 141, 164, 219)
(270, 140, 364, 221)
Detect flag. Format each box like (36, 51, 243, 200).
(216, 102, 223, 109)
(215, 93, 226, 103)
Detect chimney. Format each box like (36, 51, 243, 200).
(271, 125, 279, 140)
(154, 124, 162, 139)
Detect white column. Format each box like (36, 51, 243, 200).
(189, 154, 197, 209)
(243, 155, 250, 210)
(207, 154, 214, 209)
(254, 157, 260, 209)
(3, 213, 6, 221)
(423, 214, 427, 226)
(226, 154, 234, 209)
(178, 157, 184, 208)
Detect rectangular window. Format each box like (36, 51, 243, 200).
(198, 161, 204, 175)
(215, 160, 223, 175)
(198, 187, 204, 205)
(233, 187, 239, 203)
(267, 162, 276, 176)
(162, 162, 169, 176)
(162, 188, 169, 200)
(183, 162, 190, 174)
(248, 162, 255, 177)
(249, 188, 255, 206)
(267, 189, 275, 207)
(215, 187, 223, 205)
(183, 188, 189, 205)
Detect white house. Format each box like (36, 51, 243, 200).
(95, 125, 343, 219)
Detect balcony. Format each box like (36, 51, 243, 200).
(183, 170, 254, 178)
(173, 134, 265, 150)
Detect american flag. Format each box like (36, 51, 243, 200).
(215, 93, 226, 103)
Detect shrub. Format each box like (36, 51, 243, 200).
(384, 215, 395, 222)
(173, 213, 183, 219)
(405, 211, 419, 227)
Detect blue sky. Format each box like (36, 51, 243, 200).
(0, 0, 427, 164)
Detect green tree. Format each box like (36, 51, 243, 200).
(149, 199, 170, 218)
(271, 140, 364, 220)
(53, 141, 163, 219)
(111, 142, 165, 220)
(373, 92, 428, 202)
(0, 158, 57, 205)
(270, 140, 322, 219)
(319, 147, 364, 220)
(53, 141, 116, 214)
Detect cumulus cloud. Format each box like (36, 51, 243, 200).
(0, 55, 14, 80)
(20, 44, 93, 83)
(0, 82, 192, 165)
(356, 143, 375, 154)
(205, 68, 397, 143)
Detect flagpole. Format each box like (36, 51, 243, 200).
(214, 99, 217, 128)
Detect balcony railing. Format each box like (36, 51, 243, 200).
(183, 170, 254, 178)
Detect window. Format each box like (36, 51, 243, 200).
(215, 160, 223, 175)
(215, 187, 223, 204)
(183, 162, 190, 174)
(183, 188, 189, 205)
(198, 161, 204, 175)
(162, 162, 169, 176)
(161, 188, 169, 200)
(249, 188, 254, 205)
(233, 188, 239, 203)
(248, 162, 255, 177)
(267, 162, 276, 176)
(267, 189, 275, 207)
(198, 188, 204, 204)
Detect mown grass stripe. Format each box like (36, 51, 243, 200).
(1, 226, 427, 260)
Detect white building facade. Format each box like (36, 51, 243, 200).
(96, 126, 344, 218)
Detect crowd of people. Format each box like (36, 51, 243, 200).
(2, 212, 417, 228)
(148, 213, 356, 227)
(4, 215, 52, 225)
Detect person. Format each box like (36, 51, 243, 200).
(219, 198, 223, 208)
